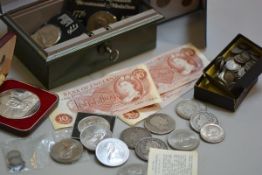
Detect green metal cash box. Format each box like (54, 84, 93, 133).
(1, 0, 163, 89)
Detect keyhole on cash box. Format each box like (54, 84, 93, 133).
(98, 44, 120, 62)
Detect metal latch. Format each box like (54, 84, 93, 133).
(98, 44, 120, 62)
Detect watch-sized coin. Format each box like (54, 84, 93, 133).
(0, 89, 40, 119)
(50, 138, 83, 164)
(95, 138, 129, 167)
(234, 52, 250, 64)
(176, 99, 207, 120)
(135, 137, 168, 161)
(190, 111, 219, 132)
(200, 123, 225, 143)
(236, 67, 246, 79)
(87, 11, 117, 31)
(223, 70, 236, 83)
(244, 60, 256, 71)
(237, 42, 250, 50)
(80, 125, 112, 151)
(144, 113, 175, 135)
(231, 46, 243, 55)
(225, 59, 241, 71)
(120, 127, 152, 149)
(31, 24, 61, 48)
(6, 150, 25, 169)
(117, 163, 147, 175)
(167, 129, 200, 151)
(78, 116, 110, 132)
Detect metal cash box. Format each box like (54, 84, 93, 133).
(1, 0, 163, 89)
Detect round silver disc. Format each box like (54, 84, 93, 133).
(117, 163, 147, 175)
(80, 125, 112, 151)
(95, 138, 129, 167)
(77, 116, 110, 132)
(190, 111, 219, 132)
(176, 99, 207, 120)
(200, 123, 225, 143)
(0, 89, 40, 119)
(167, 129, 200, 151)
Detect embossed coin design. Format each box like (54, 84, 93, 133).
(95, 138, 129, 167)
(0, 89, 40, 119)
(200, 123, 225, 143)
(225, 59, 241, 71)
(31, 24, 61, 48)
(117, 163, 147, 175)
(120, 127, 152, 149)
(223, 70, 235, 83)
(190, 111, 219, 132)
(77, 116, 110, 132)
(135, 137, 168, 161)
(144, 113, 175, 134)
(80, 125, 112, 151)
(87, 11, 117, 31)
(50, 138, 83, 164)
(167, 129, 200, 151)
(176, 99, 207, 120)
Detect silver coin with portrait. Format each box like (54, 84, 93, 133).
(0, 89, 40, 119)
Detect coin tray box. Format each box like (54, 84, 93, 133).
(71, 112, 116, 140)
(0, 80, 58, 136)
(1, 0, 163, 89)
(194, 75, 257, 111)
(203, 34, 262, 96)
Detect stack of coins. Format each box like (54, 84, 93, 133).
(78, 116, 113, 151)
(216, 42, 260, 86)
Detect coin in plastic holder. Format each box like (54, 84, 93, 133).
(50, 138, 83, 164)
(0, 89, 40, 119)
(6, 150, 26, 173)
(77, 115, 110, 132)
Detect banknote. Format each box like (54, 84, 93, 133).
(146, 44, 209, 94)
(118, 81, 195, 126)
(72, 64, 161, 115)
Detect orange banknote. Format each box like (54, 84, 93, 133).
(146, 44, 209, 94)
(72, 64, 161, 115)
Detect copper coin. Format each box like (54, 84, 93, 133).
(87, 11, 117, 31)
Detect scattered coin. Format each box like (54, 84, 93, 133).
(78, 116, 110, 132)
(167, 129, 200, 151)
(223, 70, 235, 82)
(135, 137, 168, 161)
(144, 113, 176, 135)
(31, 24, 61, 48)
(0, 89, 40, 119)
(190, 111, 219, 132)
(117, 163, 147, 175)
(87, 11, 117, 31)
(225, 59, 241, 71)
(237, 42, 250, 50)
(6, 150, 25, 172)
(80, 125, 112, 151)
(176, 99, 207, 120)
(244, 60, 256, 71)
(50, 138, 83, 164)
(120, 127, 152, 149)
(95, 138, 129, 167)
(236, 67, 246, 78)
(231, 46, 243, 55)
(200, 123, 225, 143)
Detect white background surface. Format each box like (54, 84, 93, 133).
(0, 0, 262, 174)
